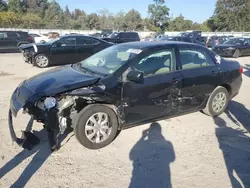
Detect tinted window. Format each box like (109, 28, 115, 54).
(58, 37, 76, 47)
(134, 49, 176, 77)
(17, 32, 29, 37)
(179, 48, 215, 70)
(0, 32, 6, 39)
(182, 37, 191, 42)
(7, 32, 18, 38)
(77, 37, 99, 45)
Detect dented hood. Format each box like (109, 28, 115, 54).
(10, 65, 100, 116)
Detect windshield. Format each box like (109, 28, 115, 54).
(79, 45, 142, 76)
(224, 38, 245, 45)
(108, 32, 118, 38)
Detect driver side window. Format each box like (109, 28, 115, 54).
(133, 49, 176, 77)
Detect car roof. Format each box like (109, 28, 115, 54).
(115, 41, 202, 50)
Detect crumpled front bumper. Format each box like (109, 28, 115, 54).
(8, 109, 40, 150)
(8, 85, 41, 150)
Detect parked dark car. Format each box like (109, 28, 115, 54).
(0, 31, 34, 52)
(206, 36, 231, 48)
(18, 34, 114, 68)
(9, 41, 243, 151)
(212, 37, 250, 58)
(101, 32, 140, 44)
(164, 36, 205, 46)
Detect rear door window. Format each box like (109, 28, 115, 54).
(179, 47, 215, 70)
(77, 37, 99, 45)
(7, 32, 18, 38)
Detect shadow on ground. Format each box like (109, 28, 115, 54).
(0, 127, 73, 188)
(226, 100, 250, 132)
(214, 101, 250, 188)
(129, 122, 175, 188)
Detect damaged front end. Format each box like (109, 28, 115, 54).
(8, 81, 122, 151)
(8, 95, 78, 151)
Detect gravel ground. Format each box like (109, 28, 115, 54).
(1, 53, 250, 188)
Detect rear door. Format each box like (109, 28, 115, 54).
(76, 37, 101, 62)
(50, 36, 77, 65)
(177, 45, 221, 112)
(6, 32, 18, 50)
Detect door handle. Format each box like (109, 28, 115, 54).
(169, 77, 181, 84)
(212, 70, 219, 76)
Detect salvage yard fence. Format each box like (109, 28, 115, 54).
(1, 28, 250, 38)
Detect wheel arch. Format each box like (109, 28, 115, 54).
(220, 84, 232, 96)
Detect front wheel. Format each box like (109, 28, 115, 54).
(202, 86, 229, 117)
(34, 54, 50, 68)
(74, 105, 119, 149)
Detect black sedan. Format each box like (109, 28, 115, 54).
(19, 34, 113, 68)
(212, 37, 250, 58)
(9, 41, 242, 151)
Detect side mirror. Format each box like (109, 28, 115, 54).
(127, 70, 144, 84)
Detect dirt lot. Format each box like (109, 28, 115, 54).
(1, 53, 250, 188)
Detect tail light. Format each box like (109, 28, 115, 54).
(239, 66, 243, 73)
(28, 36, 34, 42)
(215, 40, 219, 45)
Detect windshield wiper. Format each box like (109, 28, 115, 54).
(76, 63, 107, 77)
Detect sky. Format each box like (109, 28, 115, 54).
(58, 0, 217, 23)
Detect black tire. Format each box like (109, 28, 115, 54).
(233, 49, 241, 58)
(202, 86, 229, 117)
(74, 104, 119, 150)
(17, 42, 28, 47)
(34, 54, 50, 68)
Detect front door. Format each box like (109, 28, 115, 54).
(122, 48, 182, 126)
(50, 37, 77, 65)
(177, 46, 221, 112)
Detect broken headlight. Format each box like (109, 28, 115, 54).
(44, 97, 56, 110)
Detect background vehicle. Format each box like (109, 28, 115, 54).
(101, 32, 140, 43)
(19, 34, 113, 68)
(29, 33, 51, 43)
(212, 37, 250, 58)
(0, 31, 34, 52)
(9, 42, 242, 150)
(164, 36, 205, 46)
(206, 36, 232, 48)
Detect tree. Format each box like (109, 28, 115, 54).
(211, 0, 250, 31)
(148, 0, 169, 31)
(98, 9, 114, 30)
(25, 0, 49, 18)
(124, 9, 143, 31)
(0, 0, 8, 11)
(114, 11, 126, 31)
(8, 0, 26, 13)
(86, 13, 100, 30)
(168, 14, 192, 31)
(21, 13, 45, 28)
(44, 1, 64, 28)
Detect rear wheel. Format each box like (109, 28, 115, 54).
(34, 54, 50, 68)
(233, 49, 241, 58)
(202, 86, 229, 117)
(74, 105, 119, 149)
